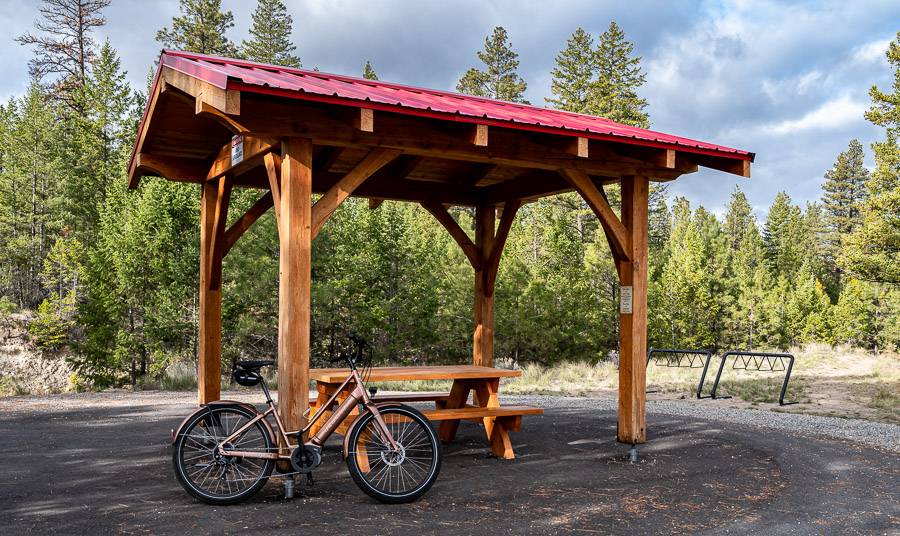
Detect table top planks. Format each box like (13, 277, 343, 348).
(309, 365, 521, 384)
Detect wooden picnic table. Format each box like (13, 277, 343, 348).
(308, 365, 542, 459)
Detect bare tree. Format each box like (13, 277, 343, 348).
(16, 0, 111, 108)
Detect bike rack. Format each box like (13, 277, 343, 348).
(707, 350, 795, 405)
(646, 348, 714, 399)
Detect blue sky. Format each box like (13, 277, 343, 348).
(1, 0, 897, 216)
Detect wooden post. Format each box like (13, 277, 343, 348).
(198, 180, 222, 404)
(277, 138, 313, 438)
(473, 204, 495, 367)
(617, 175, 649, 444)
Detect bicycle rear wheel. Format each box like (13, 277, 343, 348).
(173, 405, 275, 505)
(346, 405, 441, 503)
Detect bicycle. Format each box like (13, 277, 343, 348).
(171, 339, 442, 504)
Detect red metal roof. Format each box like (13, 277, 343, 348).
(156, 49, 754, 162)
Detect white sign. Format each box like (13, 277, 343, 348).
(620, 285, 633, 314)
(230, 135, 244, 166)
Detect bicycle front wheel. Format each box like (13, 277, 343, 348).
(346, 405, 441, 503)
(173, 405, 275, 505)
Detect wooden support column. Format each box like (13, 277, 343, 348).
(617, 175, 649, 444)
(471, 200, 521, 367)
(277, 138, 313, 438)
(473, 205, 495, 367)
(198, 180, 222, 404)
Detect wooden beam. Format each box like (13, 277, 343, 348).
(278, 137, 313, 440)
(195, 100, 250, 134)
(369, 198, 384, 209)
(421, 202, 481, 270)
(356, 108, 374, 132)
(314, 146, 345, 174)
(198, 181, 222, 404)
(617, 175, 649, 445)
(567, 137, 589, 158)
(207, 176, 232, 290)
(161, 65, 240, 115)
(207, 135, 278, 181)
(484, 199, 522, 293)
(229, 98, 690, 179)
(264, 152, 283, 234)
(128, 74, 165, 188)
(223, 191, 274, 256)
(310, 148, 401, 238)
(459, 163, 496, 187)
(706, 157, 750, 178)
(134, 153, 206, 183)
(559, 168, 631, 261)
(473, 205, 495, 367)
(231, 164, 482, 205)
(471, 124, 488, 146)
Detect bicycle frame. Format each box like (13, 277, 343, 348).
(215, 367, 399, 462)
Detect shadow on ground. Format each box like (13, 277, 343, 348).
(0, 395, 897, 535)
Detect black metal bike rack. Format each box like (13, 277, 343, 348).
(707, 350, 795, 405)
(646, 348, 714, 399)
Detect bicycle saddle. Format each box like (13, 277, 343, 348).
(234, 359, 275, 371)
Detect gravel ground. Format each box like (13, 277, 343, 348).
(505, 394, 900, 453)
(1, 389, 898, 534)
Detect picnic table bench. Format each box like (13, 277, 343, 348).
(308, 365, 542, 459)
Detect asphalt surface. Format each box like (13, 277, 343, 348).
(0, 392, 898, 535)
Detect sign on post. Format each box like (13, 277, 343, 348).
(620, 285, 633, 314)
(230, 135, 244, 166)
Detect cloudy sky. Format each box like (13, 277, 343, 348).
(1, 0, 897, 216)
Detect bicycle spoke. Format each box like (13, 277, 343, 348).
(177, 408, 272, 500)
(355, 410, 437, 497)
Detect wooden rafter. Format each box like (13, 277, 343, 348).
(264, 152, 283, 232)
(211, 99, 700, 179)
(459, 163, 496, 187)
(311, 148, 401, 238)
(161, 65, 240, 115)
(133, 153, 205, 183)
(207, 135, 278, 181)
(206, 176, 232, 290)
(484, 199, 522, 293)
(559, 168, 631, 261)
(421, 202, 481, 270)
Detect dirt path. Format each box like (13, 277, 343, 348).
(0, 391, 897, 535)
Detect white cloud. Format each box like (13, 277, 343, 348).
(853, 38, 891, 63)
(769, 94, 867, 135)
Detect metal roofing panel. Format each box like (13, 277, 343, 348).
(158, 50, 753, 161)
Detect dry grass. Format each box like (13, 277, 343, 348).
(138, 344, 898, 423)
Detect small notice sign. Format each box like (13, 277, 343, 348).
(230, 135, 244, 166)
(620, 285, 633, 314)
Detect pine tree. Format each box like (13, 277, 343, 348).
(843, 32, 900, 285)
(763, 192, 804, 278)
(240, 0, 300, 67)
(590, 22, 649, 127)
(832, 279, 879, 349)
(821, 139, 869, 284)
(823, 139, 869, 237)
(16, 0, 111, 109)
(723, 186, 753, 251)
(0, 83, 65, 307)
(156, 0, 238, 57)
(546, 28, 594, 113)
(362, 60, 378, 80)
(65, 41, 135, 238)
(457, 27, 528, 103)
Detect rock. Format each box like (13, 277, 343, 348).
(0, 312, 73, 395)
